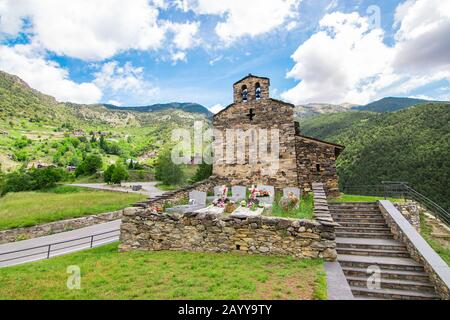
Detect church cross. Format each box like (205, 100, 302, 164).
(246, 108, 255, 121)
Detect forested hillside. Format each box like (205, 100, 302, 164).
(301, 104, 450, 211)
(353, 97, 445, 113)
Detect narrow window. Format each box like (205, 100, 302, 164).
(255, 82, 261, 100)
(242, 85, 248, 102)
(316, 164, 321, 172)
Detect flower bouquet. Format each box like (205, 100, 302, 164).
(250, 185, 271, 198)
(248, 186, 261, 208)
(279, 192, 300, 211)
(150, 206, 163, 214)
(212, 185, 230, 208)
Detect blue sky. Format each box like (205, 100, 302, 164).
(0, 0, 449, 112)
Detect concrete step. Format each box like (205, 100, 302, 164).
(334, 217, 386, 224)
(336, 238, 406, 251)
(347, 276, 437, 293)
(333, 215, 385, 221)
(350, 286, 439, 300)
(335, 231, 394, 239)
(331, 209, 381, 214)
(338, 254, 424, 272)
(342, 266, 431, 282)
(329, 202, 378, 208)
(336, 222, 388, 228)
(335, 226, 391, 234)
(336, 247, 410, 258)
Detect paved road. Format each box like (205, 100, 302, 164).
(69, 181, 165, 197)
(0, 220, 121, 268)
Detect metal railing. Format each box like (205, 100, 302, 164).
(341, 181, 450, 226)
(0, 229, 120, 267)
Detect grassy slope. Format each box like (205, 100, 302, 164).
(301, 104, 450, 211)
(330, 194, 402, 203)
(420, 214, 450, 265)
(0, 243, 326, 300)
(0, 186, 146, 230)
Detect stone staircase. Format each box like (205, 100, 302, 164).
(330, 202, 440, 300)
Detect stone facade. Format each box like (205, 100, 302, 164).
(212, 74, 343, 196)
(0, 210, 122, 244)
(295, 136, 340, 196)
(119, 207, 337, 261)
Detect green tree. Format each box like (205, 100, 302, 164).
(76, 155, 103, 177)
(190, 162, 212, 183)
(111, 164, 129, 184)
(29, 167, 65, 190)
(155, 149, 184, 185)
(103, 164, 116, 184)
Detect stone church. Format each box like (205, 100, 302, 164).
(213, 74, 344, 197)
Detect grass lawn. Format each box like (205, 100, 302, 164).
(330, 193, 403, 203)
(270, 193, 314, 220)
(0, 186, 146, 230)
(0, 243, 327, 300)
(420, 214, 450, 265)
(155, 183, 183, 191)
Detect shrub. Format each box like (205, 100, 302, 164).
(190, 162, 212, 183)
(155, 149, 184, 185)
(1, 167, 65, 195)
(76, 155, 103, 177)
(111, 165, 129, 184)
(30, 167, 65, 190)
(103, 164, 116, 184)
(104, 164, 129, 184)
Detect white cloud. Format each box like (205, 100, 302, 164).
(282, 12, 394, 104)
(282, 0, 450, 105)
(170, 51, 187, 64)
(0, 43, 102, 103)
(165, 21, 201, 50)
(93, 61, 160, 105)
(107, 100, 123, 106)
(0, 0, 166, 61)
(392, 0, 450, 74)
(208, 103, 225, 114)
(180, 0, 301, 43)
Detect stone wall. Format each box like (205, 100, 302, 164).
(394, 202, 421, 231)
(0, 210, 122, 244)
(295, 136, 340, 197)
(120, 182, 338, 262)
(119, 208, 337, 261)
(379, 201, 450, 300)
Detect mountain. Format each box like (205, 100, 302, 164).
(353, 97, 446, 113)
(103, 102, 213, 117)
(0, 70, 209, 172)
(294, 103, 357, 119)
(300, 104, 450, 211)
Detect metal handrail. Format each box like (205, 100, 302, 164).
(0, 229, 120, 264)
(341, 182, 449, 226)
